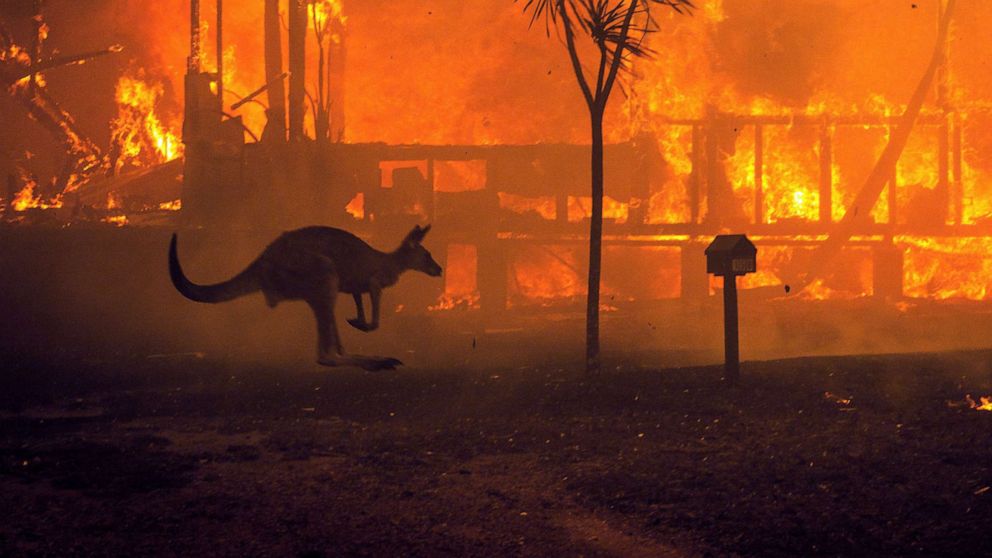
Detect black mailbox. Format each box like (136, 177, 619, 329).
(704, 234, 757, 384)
(705, 235, 757, 276)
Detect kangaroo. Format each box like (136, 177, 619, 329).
(168, 225, 442, 371)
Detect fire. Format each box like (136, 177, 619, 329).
(311, 0, 348, 34)
(158, 199, 182, 211)
(10, 1, 992, 309)
(972, 395, 992, 412)
(102, 215, 128, 227)
(11, 180, 62, 212)
(899, 236, 992, 300)
(430, 244, 480, 311)
(949, 394, 992, 412)
(106, 192, 122, 210)
(498, 193, 556, 221)
(110, 72, 183, 171)
(344, 193, 364, 220)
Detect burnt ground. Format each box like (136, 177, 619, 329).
(1, 349, 991, 557)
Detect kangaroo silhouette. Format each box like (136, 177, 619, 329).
(169, 225, 442, 370)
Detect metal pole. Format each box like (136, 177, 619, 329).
(723, 273, 740, 383)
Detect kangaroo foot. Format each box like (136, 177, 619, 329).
(346, 318, 377, 332)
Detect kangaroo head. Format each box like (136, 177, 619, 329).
(399, 224, 442, 277)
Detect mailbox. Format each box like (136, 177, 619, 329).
(705, 234, 757, 276)
(704, 234, 757, 384)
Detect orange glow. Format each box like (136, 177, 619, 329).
(434, 160, 487, 193)
(568, 196, 628, 224)
(11, 1, 992, 309)
(498, 193, 556, 221)
(345, 192, 364, 220)
(102, 215, 128, 227)
(431, 244, 480, 311)
(899, 236, 992, 300)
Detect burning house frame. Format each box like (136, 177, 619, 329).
(4, 0, 992, 312)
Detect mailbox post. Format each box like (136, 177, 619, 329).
(705, 235, 757, 383)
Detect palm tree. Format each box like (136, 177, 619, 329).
(519, 0, 694, 373)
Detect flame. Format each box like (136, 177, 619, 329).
(568, 196, 629, 224)
(106, 192, 122, 210)
(949, 394, 992, 412)
(311, 0, 348, 33)
(111, 73, 183, 171)
(345, 192, 364, 219)
(899, 236, 992, 300)
(430, 244, 480, 311)
(158, 199, 182, 211)
(11, 180, 62, 212)
(102, 215, 128, 227)
(13, 1, 992, 307)
(973, 395, 992, 411)
(498, 193, 556, 221)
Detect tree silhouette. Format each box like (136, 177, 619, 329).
(519, 0, 694, 373)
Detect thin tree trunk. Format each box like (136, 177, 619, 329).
(288, 0, 306, 141)
(586, 108, 605, 374)
(264, 0, 285, 141)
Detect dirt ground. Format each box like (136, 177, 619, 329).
(2, 347, 991, 557)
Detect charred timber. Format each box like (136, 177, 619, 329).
(263, 0, 287, 141)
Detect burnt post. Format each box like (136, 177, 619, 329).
(288, 0, 307, 141)
(705, 235, 757, 383)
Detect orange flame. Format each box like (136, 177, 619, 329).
(111, 73, 183, 171)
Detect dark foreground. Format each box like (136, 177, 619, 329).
(2, 350, 991, 557)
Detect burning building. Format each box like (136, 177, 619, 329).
(4, 0, 992, 319)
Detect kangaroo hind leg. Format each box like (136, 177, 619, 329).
(307, 275, 345, 366)
(310, 279, 402, 371)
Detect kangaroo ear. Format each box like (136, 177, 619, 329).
(405, 225, 428, 245)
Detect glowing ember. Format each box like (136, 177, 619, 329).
(106, 192, 122, 210)
(823, 392, 853, 406)
(158, 199, 182, 211)
(102, 215, 128, 227)
(949, 394, 992, 412)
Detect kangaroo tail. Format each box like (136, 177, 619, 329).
(169, 234, 260, 303)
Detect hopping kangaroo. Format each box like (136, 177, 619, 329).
(169, 225, 442, 370)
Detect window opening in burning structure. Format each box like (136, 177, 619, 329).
(433, 160, 486, 193)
